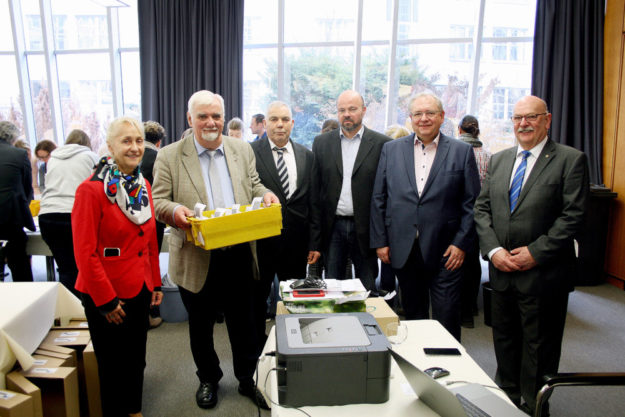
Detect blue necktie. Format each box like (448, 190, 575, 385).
(509, 150, 531, 212)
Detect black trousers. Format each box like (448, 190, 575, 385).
(460, 239, 482, 319)
(178, 244, 258, 385)
(82, 286, 151, 417)
(253, 235, 308, 352)
(491, 286, 568, 412)
(0, 224, 32, 281)
(393, 239, 463, 341)
(39, 213, 80, 296)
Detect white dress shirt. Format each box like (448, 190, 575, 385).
(336, 125, 364, 216)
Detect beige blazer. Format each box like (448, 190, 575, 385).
(152, 134, 269, 293)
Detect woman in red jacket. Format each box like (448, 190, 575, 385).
(73, 116, 162, 417)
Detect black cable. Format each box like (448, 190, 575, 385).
(263, 368, 312, 417)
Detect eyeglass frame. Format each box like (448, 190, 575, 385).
(410, 111, 442, 119)
(510, 112, 548, 123)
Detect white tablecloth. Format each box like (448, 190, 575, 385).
(0, 282, 84, 388)
(258, 319, 508, 416)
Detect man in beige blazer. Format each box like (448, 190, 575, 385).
(152, 90, 278, 411)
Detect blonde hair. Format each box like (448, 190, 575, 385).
(385, 124, 411, 139)
(106, 117, 144, 145)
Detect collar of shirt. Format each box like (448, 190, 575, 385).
(515, 136, 548, 160)
(268, 138, 293, 154)
(194, 136, 224, 157)
(414, 132, 440, 149)
(340, 125, 365, 141)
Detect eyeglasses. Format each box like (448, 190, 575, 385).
(411, 111, 441, 119)
(511, 113, 548, 123)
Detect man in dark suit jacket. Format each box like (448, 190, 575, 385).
(250, 101, 315, 349)
(474, 96, 589, 415)
(310, 90, 390, 292)
(370, 93, 480, 341)
(0, 122, 35, 281)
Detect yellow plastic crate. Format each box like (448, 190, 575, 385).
(186, 203, 283, 250)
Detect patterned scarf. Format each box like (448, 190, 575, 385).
(93, 156, 152, 225)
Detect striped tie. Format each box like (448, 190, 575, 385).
(273, 147, 289, 198)
(509, 150, 531, 212)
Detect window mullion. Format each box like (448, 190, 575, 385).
(108, 6, 123, 117)
(385, 0, 399, 128)
(352, 0, 363, 91)
(39, 0, 63, 143)
(467, 0, 486, 115)
(9, 0, 36, 145)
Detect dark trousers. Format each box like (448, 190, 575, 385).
(461, 240, 482, 319)
(82, 286, 151, 417)
(492, 287, 568, 413)
(178, 244, 258, 385)
(394, 239, 463, 341)
(325, 217, 378, 291)
(254, 235, 308, 352)
(39, 213, 79, 296)
(0, 224, 32, 282)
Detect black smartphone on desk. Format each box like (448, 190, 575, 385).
(423, 347, 461, 355)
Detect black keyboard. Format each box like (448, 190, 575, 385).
(456, 393, 491, 417)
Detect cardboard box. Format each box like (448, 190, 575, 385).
(40, 331, 90, 417)
(41, 330, 90, 350)
(52, 319, 89, 331)
(187, 203, 282, 250)
(34, 350, 75, 368)
(5, 373, 42, 417)
(276, 298, 399, 337)
(365, 297, 399, 337)
(37, 345, 77, 368)
(0, 390, 34, 417)
(82, 342, 102, 417)
(21, 367, 79, 417)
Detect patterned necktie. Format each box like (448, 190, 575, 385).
(273, 146, 289, 199)
(509, 150, 531, 212)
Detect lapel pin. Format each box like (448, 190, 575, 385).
(545, 154, 549, 158)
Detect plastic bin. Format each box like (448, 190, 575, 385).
(160, 286, 188, 322)
(186, 203, 282, 250)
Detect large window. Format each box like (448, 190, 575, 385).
(243, 0, 536, 153)
(0, 0, 140, 152)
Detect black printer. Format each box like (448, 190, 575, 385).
(275, 312, 390, 407)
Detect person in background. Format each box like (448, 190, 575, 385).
(34, 139, 57, 195)
(320, 118, 339, 133)
(457, 115, 491, 328)
(140, 121, 167, 329)
(73, 117, 162, 417)
(14, 139, 36, 200)
(14, 139, 32, 158)
(39, 129, 98, 296)
(310, 90, 391, 294)
(227, 117, 244, 139)
(474, 96, 589, 415)
(0, 122, 35, 282)
(370, 93, 480, 341)
(250, 113, 267, 142)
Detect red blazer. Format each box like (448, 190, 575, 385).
(73, 177, 161, 307)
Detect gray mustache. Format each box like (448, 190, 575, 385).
(517, 127, 534, 133)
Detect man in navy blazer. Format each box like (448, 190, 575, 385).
(250, 101, 315, 349)
(370, 93, 480, 340)
(474, 96, 589, 415)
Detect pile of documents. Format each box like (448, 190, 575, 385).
(280, 279, 369, 313)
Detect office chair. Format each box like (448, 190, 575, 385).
(534, 372, 625, 417)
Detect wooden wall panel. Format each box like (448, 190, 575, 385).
(603, 0, 625, 285)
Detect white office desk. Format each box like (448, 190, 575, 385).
(0, 282, 84, 388)
(257, 320, 508, 416)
